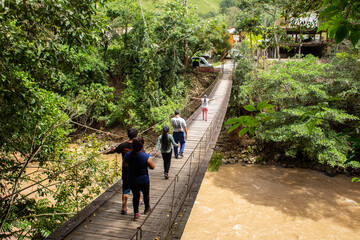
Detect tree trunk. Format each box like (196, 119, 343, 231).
(250, 32, 253, 52)
(272, 10, 280, 61)
(298, 31, 302, 59)
(263, 49, 266, 69)
(273, 27, 280, 60)
(184, 40, 189, 68)
(183, 0, 189, 68)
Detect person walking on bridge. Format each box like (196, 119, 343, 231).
(192, 95, 216, 121)
(125, 137, 155, 221)
(171, 110, 187, 159)
(104, 128, 138, 215)
(154, 125, 179, 179)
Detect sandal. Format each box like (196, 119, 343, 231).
(121, 208, 128, 215)
(134, 213, 141, 221)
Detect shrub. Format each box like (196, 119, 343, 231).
(227, 54, 360, 168)
(208, 151, 223, 171)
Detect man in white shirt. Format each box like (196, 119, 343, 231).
(171, 110, 188, 158)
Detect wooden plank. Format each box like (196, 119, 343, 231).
(65, 231, 118, 240)
(49, 61, 234, 239)
(47, 180, 123, 240)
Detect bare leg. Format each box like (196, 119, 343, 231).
(122, 194, 128, 212)
(139, 192, 143, 205)
(204, 108, 208, 121)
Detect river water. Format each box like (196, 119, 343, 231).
(181, 164, 360, 240)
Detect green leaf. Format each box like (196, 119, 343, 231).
(335, 24, 349, 43)
(257, 113, 268, 118)
(344, 158, 356, 165)
(227, 123, 242, 133)
(248, 127, 256, 135)
(316, 118, 324, 124)
(225, 118, 241, 125)
(350, 30, 360, 46)
(238, 128, 249, 137)
(300, 112, 310, 122)
(338, 0, 348, 9)
(256, 100, 274, 111)
(320, 6, 342, 18)
(328, 24, 338, 39)
(352, 177, 360, 183)
(317, 23, 329, 32)
(243, 105, 257, 112)
(256, 100, 268, 110)
(241, 116, 257, 126)
(307, 120, 316, 133)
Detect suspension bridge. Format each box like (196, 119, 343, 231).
(47, 60, 234, 240)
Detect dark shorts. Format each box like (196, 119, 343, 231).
(122, 169, 130, 195)
(173, 131, 185, 143)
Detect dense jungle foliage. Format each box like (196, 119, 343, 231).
(227, 50, 360, 169)
(0, 0, 359, 238)
(224, 0, 360, 170)
(0, 0, 230, 238)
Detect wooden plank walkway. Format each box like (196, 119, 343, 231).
(47, 60, 234, 240)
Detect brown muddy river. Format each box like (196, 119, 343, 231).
(181, 164, 360, 240)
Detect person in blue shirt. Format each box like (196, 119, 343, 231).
(104, 128, 138, 215)
(125, 137, 155, 221)
(154, 125, 179, 179)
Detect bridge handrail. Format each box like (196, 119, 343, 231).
(46, 65, 231, 239)
(130, 71, 232, 239)
(1, 66, 228, 240)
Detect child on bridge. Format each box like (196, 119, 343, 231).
(192, 95, 216, 121)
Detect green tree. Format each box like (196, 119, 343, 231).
(220, 0, 236, 14)
(235, 0, 289, 60)
(226, 54, 360, 168)
(318, 0, 360, 45)
(218, 6, 240, 27)
(0, 0, 229, 236)
(0, 0, 118, 238)
(284, 0, 360, 46)
(104, 0, 227, 127)
(236, 13, 261, 51)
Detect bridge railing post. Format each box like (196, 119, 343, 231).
(169, 175, 177, 230)
(75, 167, 79, 214)
(207, 129, 210, 151)
(198, 141, 202, 171)
(187, 152, 192, 194)
(135, 227, 142, 240)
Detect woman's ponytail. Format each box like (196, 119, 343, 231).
(161, 125, 170, 150)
